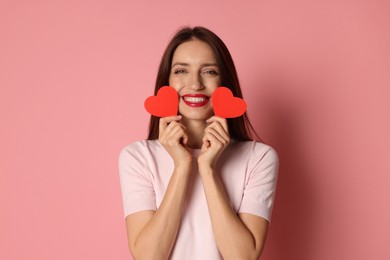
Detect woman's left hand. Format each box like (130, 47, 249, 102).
(198, 116, 230, 170)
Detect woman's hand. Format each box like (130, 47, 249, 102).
(198, 116, 230, 170)
(159, 115, 192, 168)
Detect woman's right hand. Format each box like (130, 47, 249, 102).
(159, 115, 192, 168)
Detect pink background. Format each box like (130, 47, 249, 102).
(1, 0, 389, 259)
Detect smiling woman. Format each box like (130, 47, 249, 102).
(170, 39, 220, 121)
(118, 26, 279, 260)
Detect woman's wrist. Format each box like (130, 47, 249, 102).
(198, 163, 215, 177)
(174, 159, 193, 174)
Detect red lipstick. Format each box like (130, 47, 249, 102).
(182, 94, 210, 107)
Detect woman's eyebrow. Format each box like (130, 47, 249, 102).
(202, 63, 218, 67)
(171, 62, 218, 68)
(171, 62, 189, 68)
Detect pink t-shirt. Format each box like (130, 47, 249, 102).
(118, 140, 278, 259)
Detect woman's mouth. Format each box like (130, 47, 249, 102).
(182, 94, 210, 107)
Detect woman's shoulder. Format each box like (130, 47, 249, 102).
(230, 140, 277, 153)
(119, 140, 163, 160)
(229, 140, 278, 162)
(120, 139, 160, 151)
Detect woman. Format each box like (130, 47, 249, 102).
(119, 26, 278, 260)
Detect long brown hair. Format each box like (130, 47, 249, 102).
(147, 26, 259, 141)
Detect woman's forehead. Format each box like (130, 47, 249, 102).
(172, 40, 217, 65)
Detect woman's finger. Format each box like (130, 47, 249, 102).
(168, 123, 187, 139)
(159, 116, 184, 142)
(159, 115, 182, 133)
(205, 126, 229, 145)
(206, 122, 229, 142)
(162, 122, 189, 146)
(206, 116, 229, 133)
(203, 130, 224, 150)
(202, 134, 211, 148)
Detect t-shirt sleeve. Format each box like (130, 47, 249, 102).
(238, 143, 279, 222)
(118, 143, 157, 218)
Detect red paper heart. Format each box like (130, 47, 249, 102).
(144, 86, 178, 117)
(212, 87, 247, 118)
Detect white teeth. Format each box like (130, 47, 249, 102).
(183, 97, 207, 103)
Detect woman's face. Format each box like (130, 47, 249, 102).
(169, 39, 221, 121)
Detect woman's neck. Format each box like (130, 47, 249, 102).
(180, 117, 207, 149)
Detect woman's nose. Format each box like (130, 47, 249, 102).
(188, 74, 204, 90)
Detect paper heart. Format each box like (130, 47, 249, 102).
(144, 86, 178, 117)
(212, 87, 247, 118)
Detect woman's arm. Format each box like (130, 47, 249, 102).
(125, 116, 192, 260)
(199, 168, 269, 260)
(125, 164, 191, 260)
(198, 116, 269, 260)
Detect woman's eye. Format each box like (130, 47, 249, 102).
(204, 70, 218, 75)
(174, 69, 186, 74)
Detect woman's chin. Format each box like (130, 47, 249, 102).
(179, 111, 213, 121)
